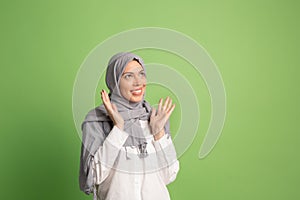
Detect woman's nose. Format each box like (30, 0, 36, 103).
(133, 75, 142, 86)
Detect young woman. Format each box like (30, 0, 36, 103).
(79, 52, 179, 200)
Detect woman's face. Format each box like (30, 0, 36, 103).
(119, 60, 146, 103)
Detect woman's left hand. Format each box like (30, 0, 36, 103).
(150, 97, 175, 140)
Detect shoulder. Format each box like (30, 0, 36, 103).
(84, 105, 108, 122)
(81, 105, 112, 136)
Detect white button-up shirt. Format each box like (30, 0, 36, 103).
(92, 120, 180, 200)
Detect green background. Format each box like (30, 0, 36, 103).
(1, 0, 299, 199)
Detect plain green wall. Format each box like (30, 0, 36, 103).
(1, 0, 299, 200)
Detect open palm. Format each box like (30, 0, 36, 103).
(150, 97, 175, 137)
(101, 89, 124, 130)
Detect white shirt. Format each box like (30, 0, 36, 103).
(92, 120, 180, 200)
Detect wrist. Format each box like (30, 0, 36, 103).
(115, 123, 124, 131)
(154, 129, 165, 141)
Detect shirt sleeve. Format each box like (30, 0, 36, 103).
(152, 134, 180, 185)
(92, 125, 129, 185)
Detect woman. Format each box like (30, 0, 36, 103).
(79, 52, 179, 200)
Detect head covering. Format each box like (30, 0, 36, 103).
(106, 52, 147, 111)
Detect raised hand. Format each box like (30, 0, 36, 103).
(101, 89, 124, 130)
(150, 97, 176, 140)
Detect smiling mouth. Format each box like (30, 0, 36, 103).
(131, 87, 144, 96)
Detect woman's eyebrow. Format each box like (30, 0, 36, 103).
(122, 70, 144, 75)
(122, 72, 133, 75)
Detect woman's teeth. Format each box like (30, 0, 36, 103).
(132, 89, 142, 95)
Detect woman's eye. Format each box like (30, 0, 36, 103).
(124, 74, 132, 79)
(139, 72, 146, 77)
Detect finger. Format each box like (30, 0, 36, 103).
(167, 104, 176, 116)
(101, 90, 108, 106)
(163, 97, 170, 111)
(101, 90, 107, 103)
(101, 90, 105, 102)
(157, 98, 163, 114)
(164, 103, 175, 120)
(166, 98, 172, 112)
(111, 103, 118, 112)
(105, 91, 112, 105)
(103, 100, 111, 112)
(102, 90, 112, 111)
(103, 90, 109, 102)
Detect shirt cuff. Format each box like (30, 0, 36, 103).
(152, 133, 172, 151)
(105, 125, 129, 148)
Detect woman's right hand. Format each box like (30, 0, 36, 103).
(101, 89, 124, 130)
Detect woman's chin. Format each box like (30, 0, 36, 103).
(129, 94, 144, 103)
